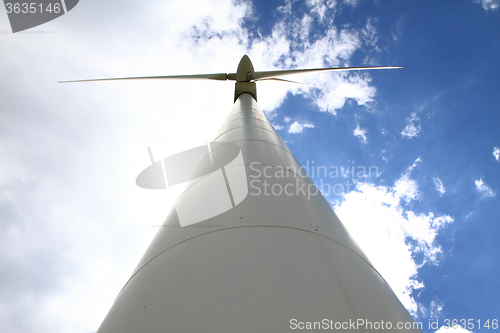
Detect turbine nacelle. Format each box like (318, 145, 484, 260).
(236, 54, 255, 82)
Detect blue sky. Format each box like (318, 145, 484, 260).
(1, 0, 499, 332)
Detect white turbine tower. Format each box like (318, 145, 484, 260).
(62, 56, 420, 332)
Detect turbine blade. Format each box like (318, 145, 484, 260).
(251, 66, 403, 80)
(256, 77, 315, 87)
(59, 73, 235, 83)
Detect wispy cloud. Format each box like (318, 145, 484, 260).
(433, 177, 446, 196)
(475, 178, 496, 197)
(362, 18, 379, 52)
(428, 300, 445, 319)
(394, 157, 421, 202)
(353, 125, 368, 143)
(474, 0, 499, 11)
(343, 0, 360, 7)
(288, 121, 314, 134)
(307, 0, 337, 21)
(401, 112, 421, 139)
(407, 157, 422, 173)
(493, 146, 500, 162)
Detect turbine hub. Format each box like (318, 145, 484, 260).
(234, 55, 257, 101)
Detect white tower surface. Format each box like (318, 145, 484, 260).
(97, 94, 422, 332)
(66, 56, 420, 332)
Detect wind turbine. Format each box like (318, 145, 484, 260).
(62, 56, 420, 332)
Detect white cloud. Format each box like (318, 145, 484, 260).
(249, 6, 378, 115)
(335, 163, 453, 316)
(475, 178, 496, 197)
(353, 125, 368, 143)
(493, 146, 500, 162)
(394, 173, 420, 202)
(306, 68, 376, 115)
(474, 0, 500, 11)
(433, 177, 446, 196)
(435, 325, 474, 333)
(401, 112, 421, 139)
(289, 121, 314, 133)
